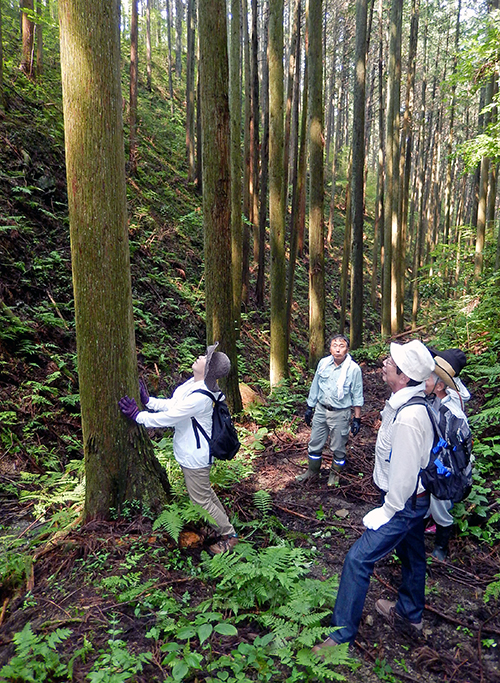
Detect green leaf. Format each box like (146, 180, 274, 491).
(214, 622, 238, 636)
(172, 660, 189, 680)
(198, 623, 213, 644)
(176, 626, 196, 640)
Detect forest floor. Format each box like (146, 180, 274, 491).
(1, 365, 499, 683)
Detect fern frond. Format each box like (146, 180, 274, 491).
(153, 505, 184, 542)
(253, 489, 273, 516)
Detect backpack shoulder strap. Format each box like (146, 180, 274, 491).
(192, 388, 216, 401)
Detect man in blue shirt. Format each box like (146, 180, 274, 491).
(298, 335, 364, 486)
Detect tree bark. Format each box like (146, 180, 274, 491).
(230, 0, 243, 332)
(186, 0, 196, 182)
(165, 0, 174, 115)
(256, 0, 269, 309)
(350, 0, 367, 349)
(382, 0, 403, 337)
(59, 0, 171, 520)
(199, 0, 242, 411)
(129, 0, 139, 175)
(269, 0, 287, 385)
(175, 0, 183, 78)
(307, 0, 324, 368)
(20, 0, 35, 79)
(146, 0, 152, 91)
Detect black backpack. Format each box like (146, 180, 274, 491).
(191, 389, 241, 462)
(397, 396, 473, 503)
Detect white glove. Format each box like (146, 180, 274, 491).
(363, 507, 392, 530)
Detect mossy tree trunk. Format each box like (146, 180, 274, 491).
(199, 0, 242, 412)
(59, 0, 171, 521)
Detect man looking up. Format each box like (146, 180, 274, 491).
(119, 342, 238, 556)
(298, 334, 364, 486)
(313, 340, 434, 650)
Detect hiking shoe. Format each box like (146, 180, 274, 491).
(375, 599, 423, 632)
(208, 534, 239, 556)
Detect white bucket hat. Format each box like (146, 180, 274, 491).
(390, 340, 435, 382)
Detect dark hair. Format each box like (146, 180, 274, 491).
(331, 334, 349, 348)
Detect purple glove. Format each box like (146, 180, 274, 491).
(139, 379, 149, 407)
(119, 396, 140, 421)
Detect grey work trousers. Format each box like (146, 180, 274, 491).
(181, 465, 235, 537)
(308, 403, 351, 462)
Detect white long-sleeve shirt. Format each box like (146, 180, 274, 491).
(373, 386, 434, 520)
(136, 378, 214, 469)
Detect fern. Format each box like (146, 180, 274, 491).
(153, 501, 216, 542)
(484, 573, 500, 604)
(253, 489, 273, 516)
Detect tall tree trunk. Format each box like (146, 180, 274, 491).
(165, 0, 174, 115)
(175, 0, 183, 78)
(371, 0, 384, 310)
(269, 0, 287, 386)
(307, 0, 324, 368)
(286, 0, 302, 353)
(256, 0, 269, 308)
(444, 0, 461, 244)
(59, 0, 171, 520)
(241, 0, 251, 305)
(381, 0, 402, 337)
(251, 0, 260, 263)
(350, 0, 367, 350)
(129, 0, 139, 175)
(36, 0, 43, 77)
(20, 0, 35, 79)
(199, 0, 242, 411)
(340, 154, 352, 334)
(230, 0, 243, 332)
(475, 74, 495, 279)
(283, 0, 300, 212)
(185, 0, 196, 182)
(398, 0, 419, 329)
(146, 0, 152, 91)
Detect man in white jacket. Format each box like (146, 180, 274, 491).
(119, 342, 238, 555)
(313, 340, 435, 650)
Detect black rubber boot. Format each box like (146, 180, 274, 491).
(431, 524, 453, 561)
(296, 454, 322, 482)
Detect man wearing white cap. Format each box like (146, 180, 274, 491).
(119, 342, 238, 555)
(313, 339, 435, 650)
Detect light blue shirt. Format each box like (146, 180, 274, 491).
(307, 355, 364, 410)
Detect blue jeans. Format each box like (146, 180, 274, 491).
(329, 494, 430, 644)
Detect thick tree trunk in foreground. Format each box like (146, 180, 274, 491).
(199, 0, 242, 411)
(59, 0, 170, 520)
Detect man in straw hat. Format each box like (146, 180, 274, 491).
(425, 348, 471, 561)
(119, 342, 238, 556)
(313, 340, 435, 651)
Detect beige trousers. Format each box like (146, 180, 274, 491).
(181, 465, 235, 537)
